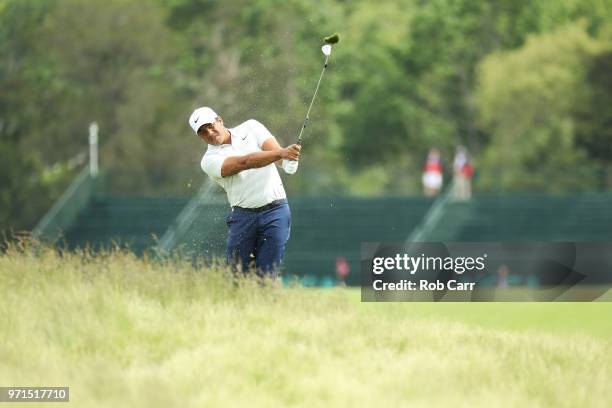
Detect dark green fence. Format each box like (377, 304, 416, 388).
(285, 196, 434, 285)
(40, 188, 612, 286)
(158, 195, 434, 286)
(62, 195, 189, 253)
(423, 193, 612, 242)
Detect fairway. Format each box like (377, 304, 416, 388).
(1, 247, 611, 407)
(349, 290, 612, 340)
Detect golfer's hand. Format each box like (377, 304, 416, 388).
(281, 144, 301, 161)
(282, 159, 299, 175)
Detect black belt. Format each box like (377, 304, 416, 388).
(232, 199, 286, 213)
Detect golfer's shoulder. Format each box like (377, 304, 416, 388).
(246, 119, 273, 142)
(230, 119, 271, 143)
(230, 118, 257, 131)
(201, 146, 223, 170)
(200, 146, 226, 177)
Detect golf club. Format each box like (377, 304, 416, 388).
(296, 33, 340, 146)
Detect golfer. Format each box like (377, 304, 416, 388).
(189, 106, 301, 277)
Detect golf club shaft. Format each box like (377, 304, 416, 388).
(297, 53, 330, 145)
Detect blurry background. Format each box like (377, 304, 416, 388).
(2, 0, 612, 281)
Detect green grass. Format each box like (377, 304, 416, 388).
(350, 290, 612, 340)
(1, 245, 611, 407)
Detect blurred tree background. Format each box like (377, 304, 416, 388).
(1, 0, 611, 231)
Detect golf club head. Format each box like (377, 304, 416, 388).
(321, 44, 332, 56)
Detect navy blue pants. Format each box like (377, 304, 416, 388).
(225, 200, 291, 277)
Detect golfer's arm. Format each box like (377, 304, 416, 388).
(221, 150, 282, 177)
(261, 137, 284, 166)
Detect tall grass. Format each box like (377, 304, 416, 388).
(1, 242, 611, 407)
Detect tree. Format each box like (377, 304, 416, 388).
(475, 23, 608, 192)
(31, 0, 190, 194)
(0, 0, 63, 232)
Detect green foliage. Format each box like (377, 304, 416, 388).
(476, 23, 609, 191)
(575, 50, 612, 162)
(2, 0, 612, 231)
(0, 0, 63, 231)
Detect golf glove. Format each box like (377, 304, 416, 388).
(282, 159, 299, 175)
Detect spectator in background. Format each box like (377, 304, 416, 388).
(422, 148, 443, 197)
(453, 145, 474, 200)
(335, 256, 350, 286)
(496, 264, 510, 289)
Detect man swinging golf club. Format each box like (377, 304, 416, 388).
(189, 107, 300, 278)
(189, 33, 340, 278)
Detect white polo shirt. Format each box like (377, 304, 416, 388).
(201, 119, 287, 208)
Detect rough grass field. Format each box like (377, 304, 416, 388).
(1, 245, 611, 407)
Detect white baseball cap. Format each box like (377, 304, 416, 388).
(189, 106, 218, 134)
